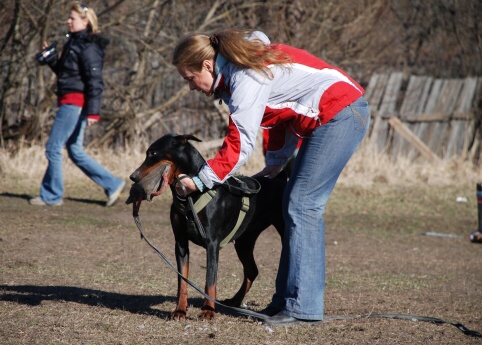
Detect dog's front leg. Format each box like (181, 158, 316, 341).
(172, 240, 189, 319)
(200, 242, 219, 320)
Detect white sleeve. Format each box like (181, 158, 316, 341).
(197, 67, 273, 188)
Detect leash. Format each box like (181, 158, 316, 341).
(132, 209, 270, 321)
(422, 231, 465, 239)
(131, 209, 482, 337)
(323, 314, 481, 337)
(174, 175, 209, 240)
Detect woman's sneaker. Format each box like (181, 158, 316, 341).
(106, 181, 126, 207)
(469, 230, 482, 243)
(29, 196, 63, 206)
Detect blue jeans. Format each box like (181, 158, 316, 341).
(271, 96, 370, 320)
(39, 104, 124, 204)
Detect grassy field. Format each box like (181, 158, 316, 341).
(1, 143, 481, 344)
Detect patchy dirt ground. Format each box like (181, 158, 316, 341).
(1, 179, 481, 344)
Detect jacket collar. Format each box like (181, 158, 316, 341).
(213, 53, 228, 92)
(68, 29, 88, 39)
(66, 30, 110, 49)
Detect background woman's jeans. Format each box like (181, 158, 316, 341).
(271, 96, 370, 320)
(39, 104, 123, 204)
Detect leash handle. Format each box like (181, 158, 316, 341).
(174, 175, 191, 199)
(228, 175, 261, 195)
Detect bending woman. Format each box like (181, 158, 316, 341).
(171, 29, 370, 325)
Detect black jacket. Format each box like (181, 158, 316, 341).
(48, 30, 110, 115)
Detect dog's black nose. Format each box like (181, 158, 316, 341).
(129, 172, 140, 183)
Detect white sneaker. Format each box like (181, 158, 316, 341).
(29, 196, 63, 206)
(106, 181, 126, 207)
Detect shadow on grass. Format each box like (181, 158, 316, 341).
(0, 192, 31, 201)
(0, 192, 105, 206)
(65, 197, 105, 206)
(0, 285, 183, 319)
(0, 285, 248, 320)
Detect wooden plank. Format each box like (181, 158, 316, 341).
(366, 73, 390, 153)
(365, 73, 390, 111)
(364, 73, 381, 103)
(388, 117, 440, 162)
(455, 77, 479, 112)
(403, 111, 475, 122)
(399, 75, 432, 117)
(403, 76, 433, 159)
(399, 76, 422, 116)
(367, 112, 382, 152)
(406, 78, 442, 160)
(408, 79, 444, 159)
(445, 77, 479, 159)
(435, 79, 464, 114)
(423, 79, 444, 112)
(392, 76, 432, 158)
(370, 73, 403, 152)
(379, 72, 403, 115)
(426, 79, 464, 156)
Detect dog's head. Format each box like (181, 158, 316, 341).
(126, 133, 202, 204)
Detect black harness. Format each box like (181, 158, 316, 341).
(173, 175, 259, 247)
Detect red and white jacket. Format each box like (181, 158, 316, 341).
(197, 43, 364, 189)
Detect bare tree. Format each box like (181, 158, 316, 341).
(0, 0, 480, 150)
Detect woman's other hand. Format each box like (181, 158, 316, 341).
(253, 165, 284, 179)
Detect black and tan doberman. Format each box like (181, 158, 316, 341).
(126, 133, 285, 320)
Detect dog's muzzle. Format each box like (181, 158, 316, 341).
(126, 164, 171, 204)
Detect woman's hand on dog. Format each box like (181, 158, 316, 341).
(175, 174, 197, 196)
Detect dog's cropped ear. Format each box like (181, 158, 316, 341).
(176, 134, 202, 143)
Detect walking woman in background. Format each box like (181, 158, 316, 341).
(171, 29, 370, 325)
(30, 2, 125, 207)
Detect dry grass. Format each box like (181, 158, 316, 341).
(1, 135, 479, 192)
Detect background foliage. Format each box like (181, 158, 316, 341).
(1, 0, 480, 149)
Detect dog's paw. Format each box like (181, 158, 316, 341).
(171, 310, 187, 320)
(199, 308, 216, 320)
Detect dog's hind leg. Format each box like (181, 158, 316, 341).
(222, 233, 260, 308)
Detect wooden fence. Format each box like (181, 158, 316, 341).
(180, 72, 481, 164)
(364, 72, 481, 163)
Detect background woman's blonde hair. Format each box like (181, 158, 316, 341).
(172, 29, 291, 78)
(70, 2, 99, 33)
